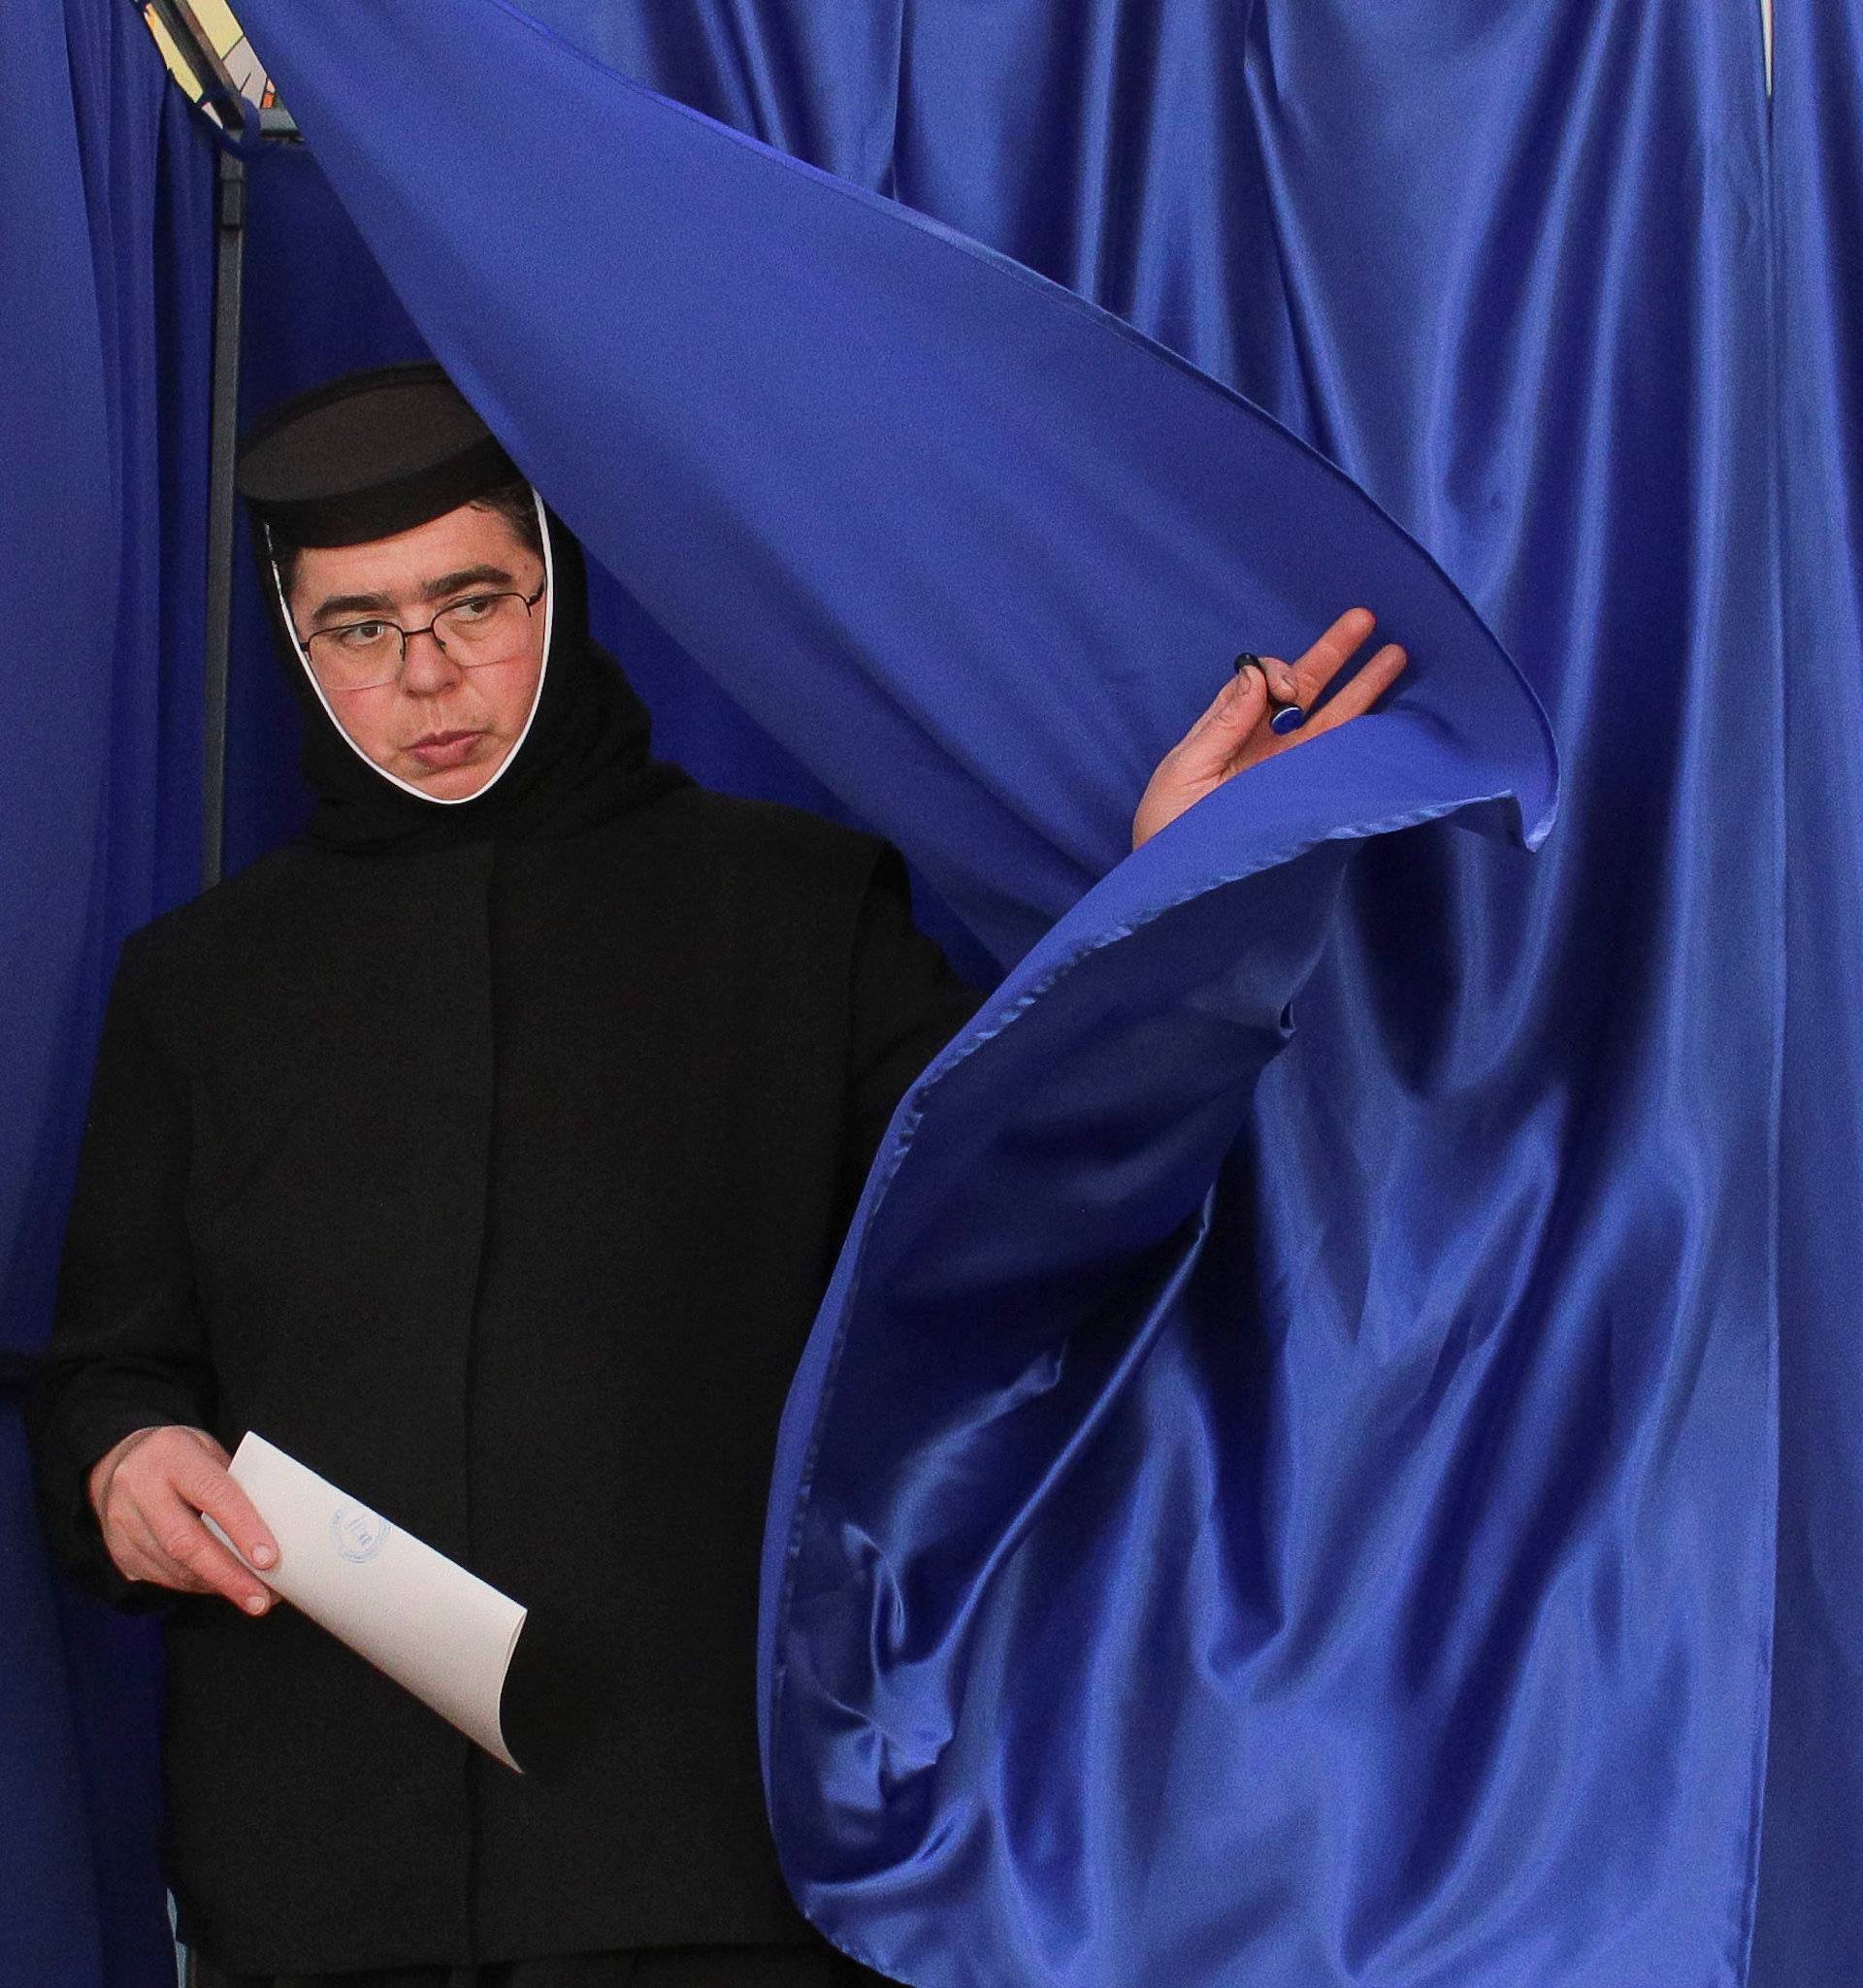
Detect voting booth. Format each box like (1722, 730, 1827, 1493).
(8, 4, 1862, 1986)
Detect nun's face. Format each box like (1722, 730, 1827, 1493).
(286, 503, 547, 799)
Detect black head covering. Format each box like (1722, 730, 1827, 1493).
(236, 361, 686, 854)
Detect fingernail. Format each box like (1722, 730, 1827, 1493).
(245, 1594, 268, 1614)
(250, 1545, 276, 1569)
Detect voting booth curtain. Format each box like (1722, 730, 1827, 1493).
(9, 2, 1860, 1986)
(1, 4, 212, 1985)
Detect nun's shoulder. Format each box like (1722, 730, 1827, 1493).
(109, 840, 340, 987)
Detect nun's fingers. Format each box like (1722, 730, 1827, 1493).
(1254, 654, 1301, 706)
(109, 1513, 218, 1595)
(1195, 662, 1269, 746)
(98, 1425, 279, 1593)
(95, 1484, 215, 1593)
(167, 1431, 279, 1575)
(1132, 665, 1273, 848)
(1288, 606, 1379, 707)
(136, 1482, 275, 1613)
(1300, 640, 1408, 735)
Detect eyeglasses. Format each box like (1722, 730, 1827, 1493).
(301, 582, 547, 692)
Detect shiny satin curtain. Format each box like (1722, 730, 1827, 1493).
(757, 10, 1782, 1982)
(0, 3, 212, 1981)
(1756, 4, 1863, 1973)
(563, 16, 1843, 1979)
(217, 0, 1838, 1981)
(34, 4, 1859, 1987)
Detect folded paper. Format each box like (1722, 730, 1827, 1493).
(212, 1431, 528, 1772)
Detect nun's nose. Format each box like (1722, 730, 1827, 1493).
(398, 624, 465, 694)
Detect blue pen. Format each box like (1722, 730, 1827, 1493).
(1233, 652, 1306, 733)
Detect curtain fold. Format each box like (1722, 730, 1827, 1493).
(1749, 4, 1863, 1975)
(1, 7, 214, 1983)
(215, 0, 1810, 1981)
(27, 0, 1861, 1980)
(227, 0, 1553, 966)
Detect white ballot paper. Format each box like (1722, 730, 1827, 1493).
(209, 1431, 529, 1771)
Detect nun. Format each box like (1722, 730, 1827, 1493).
(28, 362, 1405, 1988)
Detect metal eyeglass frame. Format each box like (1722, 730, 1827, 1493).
(302, 579, 548, 688)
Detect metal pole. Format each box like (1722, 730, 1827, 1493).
(202, 146, 245, 891)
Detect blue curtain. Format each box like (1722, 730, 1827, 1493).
(213, 0, 1803, 1982)
(0, 2, 214, 1982)
(1754, 6, 1863, 1972)
(20, 0, 1859, 1983)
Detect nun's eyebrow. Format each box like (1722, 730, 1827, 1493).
(420, 564, 517, 602)
(307, 565, 517, 627)
(308, 588, 397, 625)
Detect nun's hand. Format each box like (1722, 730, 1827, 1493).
(88, 1424, 279, 1614)
(1131, 607, 1409, 850)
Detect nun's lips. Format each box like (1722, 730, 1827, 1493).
(406, 729, 488, 768)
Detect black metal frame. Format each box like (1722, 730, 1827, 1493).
(202, 143, 245, 890)
(142, 0, 299, 887)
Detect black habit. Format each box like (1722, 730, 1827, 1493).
(28, 373, 977, 1975)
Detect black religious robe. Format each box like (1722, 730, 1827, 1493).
(29, 783, 976, 1973)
